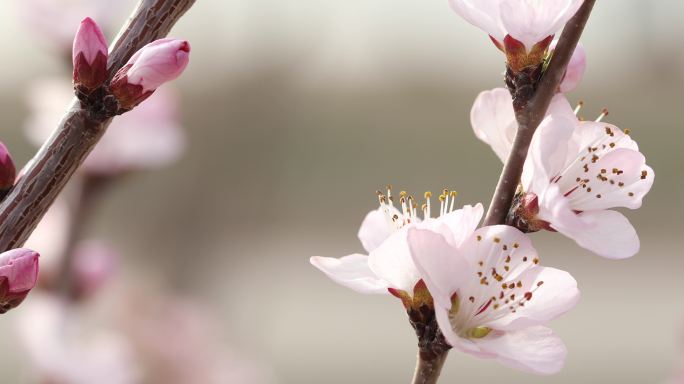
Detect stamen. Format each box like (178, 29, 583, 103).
(573, 100, 584, 115)
(595, 108, 609, 122)
(424, 191, 432, 219)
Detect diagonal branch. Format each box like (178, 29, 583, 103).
(482, 0, 596, 227)
(0, 0, 196, 251)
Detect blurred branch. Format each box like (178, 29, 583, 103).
(482, 0, 596, 226)
(0, 0, 196, 251)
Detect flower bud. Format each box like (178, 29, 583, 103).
(0, 248, 40, 313)
(110, 39, 190, 111)
(0, 142, 16, 196)
(72, 17, 108, 93)
(558, 43, 586, 93)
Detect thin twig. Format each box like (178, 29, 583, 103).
(0, 0, 195, 251)
(412, 350, 448, 384)
(483, 0, 597, 226)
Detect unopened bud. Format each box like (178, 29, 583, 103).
(72, 17, 109, 93)
(0, 248, 40, 313)
(110, 39, 190, 111)
(0, 142, 16, 196)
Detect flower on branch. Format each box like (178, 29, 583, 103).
(449, 0, 584, 72)
(408, 224, 579, 374)
(472, 89, 654, 259)
(310, 186, 483, 309)
(0, 248, 40, 314)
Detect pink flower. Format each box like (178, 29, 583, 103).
(311, 187, 483, 303)
(0, 248, 40, 313)
(449, 0, 584, 52)
(110, 39, 191, 110)
(73, 17, 109, 92)
(408, 224, 579, 374)
(25, 78, 186, 175)
(471, 89, 654, 259)
(0, 141, 16, 193)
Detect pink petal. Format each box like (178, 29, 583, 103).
(72, 17, 108, 65)
(565, 149, 653, 211)
(448, 0, 505, 43)
(0, 248, 40, 293)
(357, 209, 394, 253)
(473, 326, 568, 374)
(407, 228, 471, 309)
(367, 227, 420, 294)
(558, 43, 586, 93)
(310, 254, 389, 294)
(522, 114, 576, 192)
(485, 267, 580, 331)
(418, 204, 484, 249)
(125, 39, 191, 92)
(500, 0, 584, 51)
(539, 186, 640, 259)
(471, 88, 516, 163)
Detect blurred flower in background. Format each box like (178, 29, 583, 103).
(13, 1, 273, 383)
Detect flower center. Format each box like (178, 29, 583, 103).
(447, 235, 547, 339)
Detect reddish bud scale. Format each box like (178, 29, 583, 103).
(109, 71, 154, 111)
(504, 35, 554, 73)
(73, 51, 108, 92)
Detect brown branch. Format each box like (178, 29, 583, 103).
(0, 0, 196, 251)
(412, 349, 448, 384)
(482, 0, 596, 226)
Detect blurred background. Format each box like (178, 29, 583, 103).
(0, 0, 682, 383)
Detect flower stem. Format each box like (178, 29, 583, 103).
(482, 0, 597, 227)
(0, 0, 195, 252)
(412, 350, 449, 384)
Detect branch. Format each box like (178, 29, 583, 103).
(412, 350, 448, 384)
(482, 0, 596, 226)
(0, 0, 195, 251)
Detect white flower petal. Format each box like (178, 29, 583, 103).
(539, 186, 640, 259)
(407, 228, 471, 309)
(367, 228, 421, 294)
(473, 326, 568, 375)
(310, 254, 389, 294)
(449, 0, 505, 43)
(523, 114, 576, 192)
(471, 88, 516, 163)
(500, 0, 584, 50)
(485, 267, 580, 331)
(357, 208, 394, 253)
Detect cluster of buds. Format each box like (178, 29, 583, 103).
(72, 17, 190, 116)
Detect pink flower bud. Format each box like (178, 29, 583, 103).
(557, 42, 586, 93)
(72, 17, 109, 92)
(110, 39, 190, 110)
(0, 142, 16, 195)
(0, 248, 39, 313)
